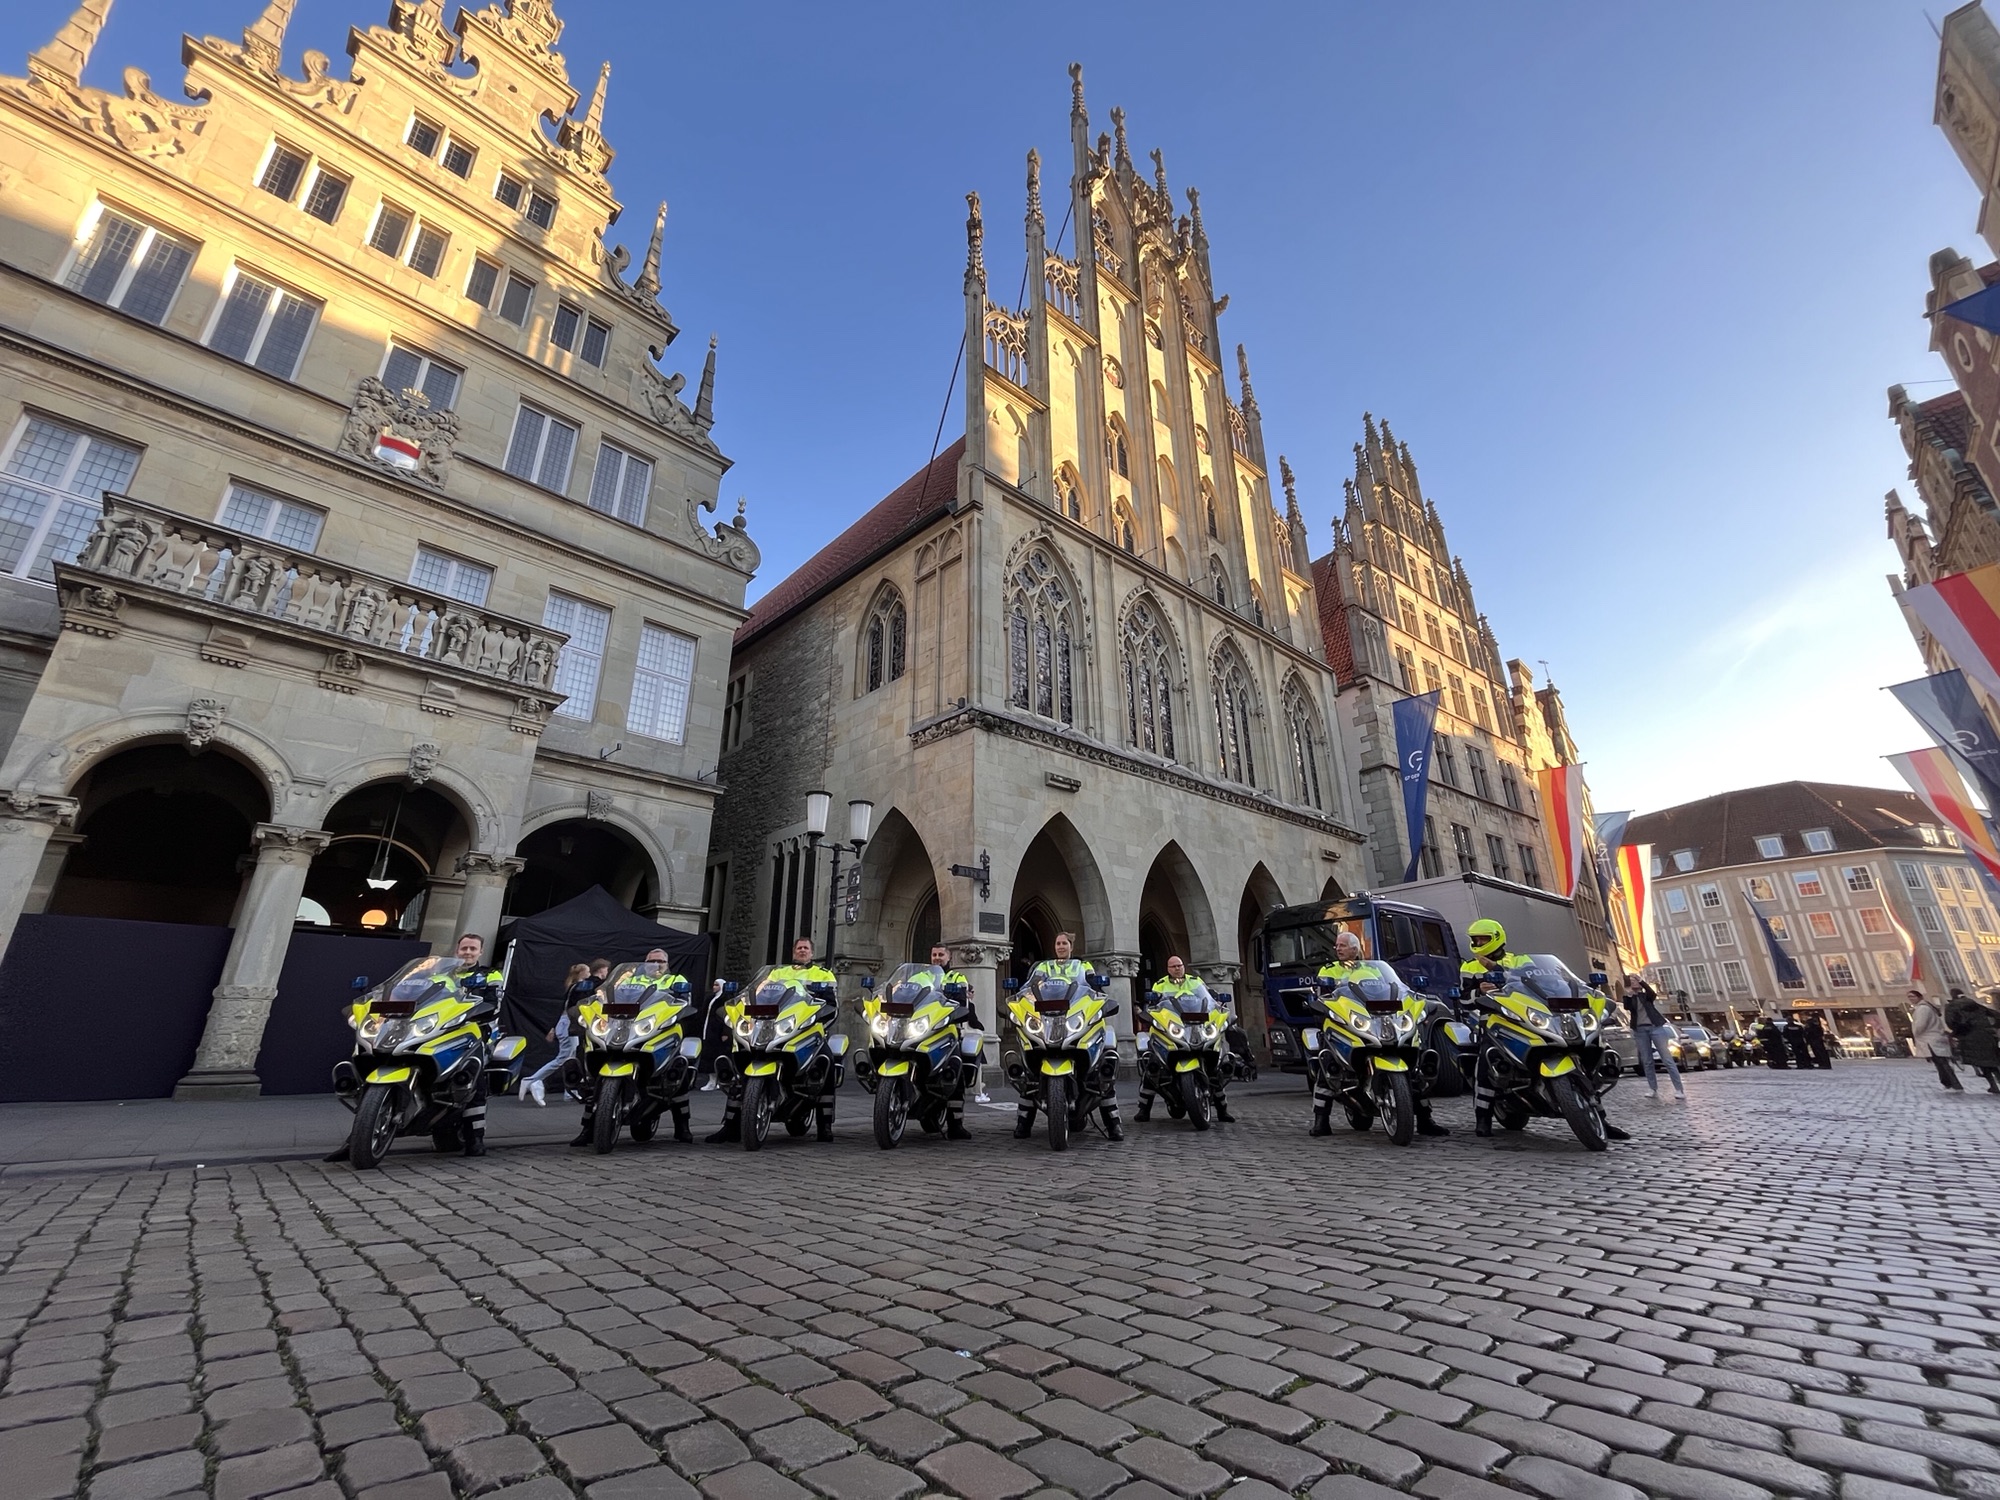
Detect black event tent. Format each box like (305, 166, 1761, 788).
(497, 886, 711, 1070)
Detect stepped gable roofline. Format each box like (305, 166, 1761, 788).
(1625, 780, 1947, 873)
(735, 439, 964, 650)
(1911, 388, 1974, 454)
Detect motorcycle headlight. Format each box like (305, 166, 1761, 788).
(870, 1013, 892, 1038)
(357, 1016, 386, 1044)
(1165, 1020, 1187, 1042)
(775, 1015, 798, 1040)
(1528, 1010, 1562, 1037)
(410, 1015, 439, 1040)
(1200, 1023, 1219, 1043)
(734, 1016, 754, 1040)
(631, 1015, 659, 1041)
(1022, 1014, 1045, 1039)
(1577, 1011, 1600, 1034)
(1065, 1014, 1085, 1040)
(906, 1017, 931, 1041)
(1391, 1013, 1415, 1037)
(590, 1016, 612, 1039)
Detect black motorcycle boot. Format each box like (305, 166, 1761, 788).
(461, 1129, 486, 1158)
(1101, 1104, 1124, 1142)
(569, 1122, 592, 1146)
(1474, 1108, 1493, 1138)
(1416, 1105, 1447, 1137)
(946, 1110, 972, 1140)
(1309, 1106, 1331, 1137)
(1603, 1120, 1631, 1141)
(672, 1107, 693, 1143)
(1213, 1096, 1235, 1123)
(321, 1143, 349, 1162)
(706, 1110, 741, 1144)
(1133, 1094, 1153, 1122)
(1014, 1106, 1035, 1139)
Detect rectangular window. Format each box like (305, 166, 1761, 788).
(1500, 764, 1520, 810)
(721, 673, 749, 750)
(1710, 921, 1735, 946)
(1672, 849, 1697, 872)
(525, 190, 557, 229)
(63, 208, 195, 326)
(1806, 912, 1838, 940)
(1755, 835, 1785, 859)
(1451, 823, 1476, 874)
(408, 224, 448, 278)
(1664, 888, 1689, 914)
(1934, 948, 1965, 983)
(257, 142, 309, 202)
(1471, 686, 1491, 729)
(1952, 905, 1970, 932)
(1435, 737, 1458, 787)
(702, 861, 727, 935)
(1900, 861, 1925, 891)
(1697, 883, 1722, 909)
(217, 483, 323, 552)
(1791, 870, 1825, 898)
(302, 168, 349, 224)
(1420, 816, 1442, 880)
(1485, 834, 1509, 880)
(380, 345, 462, 411)
(1677, 925, 1700, 952)
(552, 303, 582, 351)
(0, 416, 141, 583)
(1918, 905, 1944, 934)
(1767, 913, 1792, 942)
(1822, 955, 1857, 989)
(544, 592, 610, 720)
(498, 273, 535, 326)
(1746, 875, 1776, 902)
(1467, 747, 1491, 799)
(1423, 660, 1442, 695)
(1978, 907, 1994, 933)
(494, 173, 525, 210)
(587, 442, 652, 525)
(406, 116, 442, 157)
(1722, 960, 1749, 992)
(1393, 647, 1416, 693)
(504, 404, 579, 492)
(1447, 674, 1469, 719)
(369, 203, 412, 258)
(1858, 907, 1891, 936)
(205, 269, 318, 379)
(409, 545, 492, 607)
(441, 138, 476, 178)
(1688, 963, 1713, 994)
(1517, 844, 1540, 889)
(1843, 865, 1875, 892)
(629, 623, 696, 743)
(552, 305, 614, 368)
(466, 257, 500, 309)
(1958, 865, 1976, 889)
(1875, 949, 1907, 984)
(580, 317, 611, 367)
(1933, 865, 1953, 890)
(1803, 829, 1835, 853)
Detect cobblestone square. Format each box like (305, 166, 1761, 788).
(4, 1062, 1998, 1499)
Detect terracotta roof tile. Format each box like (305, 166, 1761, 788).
(1625, 780, 1941, 873)
(1913, 389, 1973, 456)
(1309, 551, 1356, 685)
(735, 439, 964, 649)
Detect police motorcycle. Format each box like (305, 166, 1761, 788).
(334, 956, 526, 1170)
(1002, 968, 1120, 1151)
(854, 964, 981, 1148)
(714, 968, 848, 1150)
(1135, 979, 1242, 1130)
(577, 962, 701, 1154)
(1301, 967, 1424, 1145)
(1469, 954, 1621, 1152)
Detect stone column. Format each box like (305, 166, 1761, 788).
(175, 823, 332, 1099)
(1098, 951, 1142, 1070)
(0, 794, 79, 953)
(454, 852, 524, 951)
(953, 939, 1008, 1102)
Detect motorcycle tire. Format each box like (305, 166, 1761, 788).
(1183, 1072, 1211, 1132)
(875, 1080, 907, 1149)
(1343, 1098, 1372, 1132)
(1046, 1075, 1071, 1152)
(742, 1076, 773, 1152)
(816, 1105, 834, 1142)
(629, 1109, 657, 1143)
(1427, 1034, 1466, 1097)
(1549, 1073, 1608, 1153)
(594, 1080, 623, 1155)
(349, 1084, 398, 1170)
(785, 1112, 810, 1137)
(1378, 1072, 1415, 1146)
(430, 1126, 459, 1154)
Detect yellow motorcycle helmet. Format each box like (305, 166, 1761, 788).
(1467, 918, 1507, 957)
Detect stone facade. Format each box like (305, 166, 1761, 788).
(709, 72, 1364, 1056)
(0, 0, 757, 1093)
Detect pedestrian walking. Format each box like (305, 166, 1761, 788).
(1622, 973, 1685, 1103)
(1799, 1011, 1834, 1070)
(1783, 1016, 1814, 1070)
(1911, 988, 1964, 1090)
(1947, 989, 2000, 1093)
(519, 962, 594, 1106)
(696, 977, 728, 1091)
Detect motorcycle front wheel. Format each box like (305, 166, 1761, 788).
(874, 1079, 908, 1149)
(1549, 1073, 1608, 1153)
(742, 1076, 774, 1152)
(1046, 1074, 1071, 1152)
(349, 1084, 399, 1170)
(594, 1079, 624, 1155)
(1376, 1071, 1415, 1146)
(1182, 1071, 1211, 1132)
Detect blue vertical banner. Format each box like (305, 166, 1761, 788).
(1747, 898, 1805, 988)
(1888, 669, 2000, 810)
(1393, 690, 1443, 883)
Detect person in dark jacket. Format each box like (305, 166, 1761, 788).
(1799, 1011, 1834, 1070)
(1947, 990, 2000, 1093)
(1783, 1017, 1813, 1069)
(1755, 1011, 1791, 1068)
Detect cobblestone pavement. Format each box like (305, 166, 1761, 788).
(5, 1061, 2000, 1500)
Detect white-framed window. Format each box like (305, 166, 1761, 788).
(1710, 921, 1735, 946)
(1721, 960, 1750, 993)
(1745, 875, 1776, 902)
(629, 623, 696, 743)
(1672, 849, 1697, 872)
(1688, 963, 1714, 994)
(543, 592, 610, 721)
(586, 442, 651, 524)
(551, 303, 612, 368)
(525, 189, 557, 229)
(1821, 955, 1857, 989)
(1977, 907, 1993, 933)
(492, 171, 557, 229)
(0, 415, 141, 584)
(1918, 905, 1944, 934)
(1875, 949, 1908, 984)
(1952, 905, 1970, 932)
(255, 141, 349, 225)
(1971, 947, 1990, 981)
(1664, 888, 1689, 915)
(62, 205, 195, 327)
(1957, 865, 1976, 889)
(1766, 913, 1793, 941)
(406, 115, 444, 157)
(1677, 924, 1700, 952)
(217, 483, 322, 551)
(256, 141, 310, 202)
(301, 166, 350, 224)
(1900, 861, 1926, 891)
(380, 345, 462, 411)
(1843, 865, 1875, 892)
(1791, 870, 1825, 898)
(1806, 912, 1838, 940)
(1858, 907, 1891, 936)
(1802, 828, 1835, 853)
(494, 171, 525, 211)
(504, 404, 579, 492)
(1933, 865, 1953, 890)
(204, 267, 318, 379)
(1932, 948, 1963, 983)
(404, 115, 476, 178)
(1697, 883, 1722, 909)
(1755, 835, 1785, 859)
(368, 202, 448, 278)
(410, 545, 492, 607)
(1650, 966, 1676, 991)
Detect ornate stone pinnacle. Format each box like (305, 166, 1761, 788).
(1069, 61, 1086, 119)
(965, 191, 986, 291)
(30, 0, 112, 87)
(1026, 148, 1043, 230)
(1280, 456, 1299, 510)
(1111, 106, 1130, 169)
(635, 201, 665, 297)
(1151, 147, 1169, 201)
(1187, 186, 1206, 245)
(583, 59, 610, 132)
(693, 334, 716, 431)
(1236, 343, 1258, 411)
(243, 0, 296, 75)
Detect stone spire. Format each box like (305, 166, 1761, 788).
(693, 335, 716, 431)
(1399, 440, 1423, 504)
(1151, 147, 1170, 204)
(29, 0, 113, 88)
(1026, 148, 1043, 234)
(1236, 343, 1259, 415)
(1111, 106, 1131, 172)
(1187, 187, 1208, 256)
(583, 59, 610, 133)
(1281, 456, 1312, 573)
(1069, 60, 1086, 123)
(965, 191, 986, 293)
(242, 0, 295, 75)
(635, 202, 665, 298)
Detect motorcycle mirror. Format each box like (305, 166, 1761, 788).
(1412, 974, 1430, 991)
(1104, 1001, 1121, 1018)
(1589, 972, 1609, 989)
(351, 975, 370, 991)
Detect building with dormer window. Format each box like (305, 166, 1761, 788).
(0, 0, 758, 1097)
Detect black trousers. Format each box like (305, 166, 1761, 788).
(1932, 1055, 1964, 1090)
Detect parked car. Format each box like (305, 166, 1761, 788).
(1600, 1017, 1637, 1075)
(1672, 1024, 1721, 1071)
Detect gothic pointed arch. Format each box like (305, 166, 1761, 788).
(1105, 415, 1132, 480)
(1053, 462, 1085, 524)
(1201, 476, 1219, 539)
(1117, 589, 1184, 761)
(1004, 535, 1082, 727)
(1112, 497, 1139, 556)
(1280, 671, 1328, 812)
(1208, 554, 1230, 608)
(857, 581, 907, 696)
(1249, 579, 1268, 630)
(1210, 635, 1260, 787)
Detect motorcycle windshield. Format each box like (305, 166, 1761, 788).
(889, 981, 930, 1009)
(1512, 955, 1590, 1004)
(1352, 977, 1396, 1006)
(606, 961, 682, 1008)
(754, 980, 790, 1008)
(388, 956, 458, 1003)
(1036, 978, 1075, 1007)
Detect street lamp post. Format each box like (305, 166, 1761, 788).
(805, 791, 873, 960)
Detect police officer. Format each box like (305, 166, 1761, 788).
(1135, 956, 1235, 1124)
(929, 942, 979, 1139)
(1309, 930, 1443, 1138)
(571, 948, 695, 1147)
(708, 936, 836, 1143)
(1460, 919, 1628, 1141)
(1015, 932, 1123, 1141)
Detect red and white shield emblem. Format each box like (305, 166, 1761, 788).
(373, 429, 422, 470)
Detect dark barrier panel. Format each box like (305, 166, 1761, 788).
(0, 915, 231, 1100)
(255, 931, 431, 1095)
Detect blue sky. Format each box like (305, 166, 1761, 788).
(2, 0, 1971, 817)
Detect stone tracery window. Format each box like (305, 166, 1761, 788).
(1212, 644, 1257, 786)
(1113, 500, 1138, 555)
(1054, 465, 1084, 522)
(1120, 598, 1179, 759)
(1105, 419, 1131, 479)
(1007, 546, 1075, 726)
(1208, 555, 1229, 607)
(1202, 478, 1218, 539)
(1283, 677, 1325, 810)
(863, 587, 906, 694)
(1250, 581, 1267, 629)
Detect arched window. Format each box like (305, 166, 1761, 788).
(1249, 582, 1267, 629)
(1146, 319, 1164, 349)
(862, 587, 906, 694)
(1113, 500, 1138, 555)
(1212, 645, 1257, 786)
(1105, 419, 1131, 479)
(1120, 598, 1179, 759)
(1283, 678, 1325, 810)
(1202, 479, 1218, 539)
(1054, 466, 1084, 522)
(1272, 515, 1295, 574)
(1209, 556, 1229, 607)
(1007, 546, 1076, 726)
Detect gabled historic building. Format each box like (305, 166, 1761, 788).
(708, 69, 1363, 1052)
(0, 0, 757, 1095)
